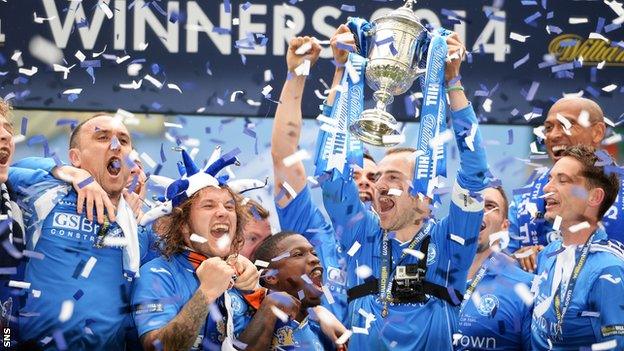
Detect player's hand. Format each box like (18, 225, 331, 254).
(330, 24, 355, 65)
(70, 168, 116, 224)
(445, 32, 466, 84)
(313, 305, 347, 342)
(230, 255, 260, 292)
(260, 291, 302, 321)
(286, 36, 322, 74)
(197, 257, 236, 301)
(123, 189, 144, 223)
(514, 245, 544, 272)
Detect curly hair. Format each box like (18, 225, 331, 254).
(0, 99, 11, 120)
(154, 186, 250, 258)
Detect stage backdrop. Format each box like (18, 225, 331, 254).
(1, 0, 624, 125)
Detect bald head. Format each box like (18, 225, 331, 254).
(549, 97, 604, 125)
(543, 97, 607, 161)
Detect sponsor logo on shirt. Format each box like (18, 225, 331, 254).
(477, 294, 499, 317)
(455, 335, 497, 349)
(327, 266, 346, 286)
(52, 212, 98, 233)
(602, 325, 624, 337)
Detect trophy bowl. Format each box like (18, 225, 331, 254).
(350, 0, 428, 146)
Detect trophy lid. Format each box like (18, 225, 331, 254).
(375, 0, 424, 28)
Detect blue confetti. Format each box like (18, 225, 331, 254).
(86, 66, 96, 84)
(151, 63, 160, 75)
(53, 329, 68, 350)
(340, 4, 356, 12)
(524, 11, 542, 24)
(67, 94, 79, 102)
(513, 53, 530, 69)
(224, 0, 232, 13)
(78, 177, 94, 189)
(160, 143, 167, 162)
(507, 129, 513, 145)
(547, 246, 566, 258)
(525, 81, 540, 101)
(604, 23, 621, 33)
(241, 1, 252, 10)
(55, 119, 78, 127)
(80, 60, 101, 68)
(20, 117, 28, 136)
(169, 11, 179, 24)
(73, 289, 84, 300)
(213, 27, 230, 35)
(596, 17, 606, 33)
(27, 134, 47, 146)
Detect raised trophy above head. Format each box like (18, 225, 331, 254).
(350, 0, 428, 147)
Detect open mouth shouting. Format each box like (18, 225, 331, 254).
(378, 196, 395, 213)
(210, 223, 230, 239)
(545, 197, 559, 212)
(480, 221, 487, 233)
(0, 147, 11, 166)
(308, 266, 324, 288)
(106, 157, 122, 176)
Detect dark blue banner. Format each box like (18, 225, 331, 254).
(1, 0, 623, 125)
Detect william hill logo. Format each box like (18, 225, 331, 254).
(548, 34, 624, 66)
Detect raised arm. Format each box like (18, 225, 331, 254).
(271, 36, 321, 208)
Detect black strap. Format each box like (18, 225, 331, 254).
(347, 235, 463, 306)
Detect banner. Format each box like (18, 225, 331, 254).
(1, 1, 623, 125)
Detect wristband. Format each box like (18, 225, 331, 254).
(446, 85, 464, 92)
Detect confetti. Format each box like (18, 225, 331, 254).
(283, 150, 311, 167)
(569, 17, 589, 24)
(19, 66, 38, 76)
(294, 59, 311, 76)
(294, 42, 312, 55)
(335, 330, 353, 345)
(322, 285, 335, 304)
(140, 152, 157, 169)
(167, 83, 183, 94)
(58, 300, 74, 322)
(449, 234, 465, 245)
(77, 177, 94, 189)
(347, 241, 361, 257)
(382, 134, 405, 145)
(552, 215, 563, 231)
(281, 181, 297, 199)
(514, 249, 535, 259)
(29, 36, 63, 65)
(254, 259, 270, 268)
(591, 340, 617, 351)
(144, 74, 163, 89)
(270, 306, 289, 323)
(387, 188, 403, 196)
(510, 32, 530, 42)
(355, 265, 372, 279)
(80, 257, 97, 278)
(271, 251, 291, 262)
(569, 221, 590, 233)
(513, 54, 530, 69)
(190, 234, 208, 244)
(8, 280, 30, 289)
(514, 283, 534, 305)
(602, 84, 618, 92)
(403, 248, 425, 260)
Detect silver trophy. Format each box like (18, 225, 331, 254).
(350, 0, 428, 146)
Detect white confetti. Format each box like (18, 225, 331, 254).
(230, 91, 244, 102)
(8, 280, 30, 289)
(75, 50, 86, 62)
(603, 133, 623, 146)
(92, 45, 107, 58)
(347, 242, 361, 256)
(32, 289, 41, 298)
(552, 216, 563, 231)
(514, 249, 535, 259)
(403, 248, 425, 260)
(355, 265, 372, 279)
(163, 122, 183, 129)
(140, 152, 157, 169)
(119, 79, 143, 90)
(127, 63, 142, 76)
(138, 42, 149, 50)
(335, 330, 353, 345)
(294, 41, 312, 55)
(144, 74, 163, 89)
(246, 99, 262, 107)
(102, 236, 128, 247)
(270, 306, 289, 323)
(387, 188, 403, 197)
(569, 221, 590, 233)
(449, 234, 465, 245)
(53, 63, 75, 80)
(603, 84, 618, 93)
(80, 256, 97, 278)
(482, 98, 493, 113)
(29, 36, 63, 65)
(316, 114, 337, 126)
(216, 235, 231, 250)
(382, 134, 405, 145)
(98, 2, 114, 19)
(589, 32, 610, 42)
(578, 110, 591, 127)
(510, 32, 530, 42)
(18, 66, 38, 76)
(539, 192, 555, 199)
(294, 59, 311, 76)
(569, 17, 589, 24)
(264, 69, 273, 82)
(166, 83, 183, 93)
(62, 88, 82, 95)
(352, 326, 369, 334)
(261, 85, 273, 97)
(11, 50, 23, 66)
(190, 233, 208, 244)
(254, 259, 270, 268)
(33, 12, 56, 24)
(282, 149, 311, 167)
(281, 181, 297, 199)
(488, 231, 510, 251)
(530, 141, 546, 154)
(591, 339, 617, 351)
(116, 55, 130, 64)
(58, 300, 74, 322)
(597, 60, 606, 69)
(514, 283, 535, 306)
(464, 123, 478, 151)
(556, 114, 572, 130)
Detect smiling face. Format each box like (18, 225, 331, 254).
(353, 158, 377, 203)
(543, 98, 605, 162)
(542, 156, 593, 226)
(186, 186, 238, 258)
(265, 234, 323, 308)
(69, 115, 133, 200)
(373, 152, 430, 231)
(476, 188, 509, 253)
(0, 115, 15, 184)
